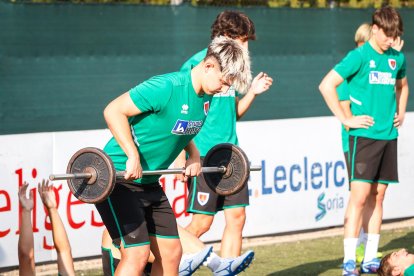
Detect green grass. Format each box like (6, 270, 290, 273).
(76, 225, 414, 275)
(193, 226, 414, 276)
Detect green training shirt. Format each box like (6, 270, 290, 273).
(405, 264, 414, 276)
(334, 41, 406, 140)
(181, 49, 239, 156)
(104, 71, 212, 184)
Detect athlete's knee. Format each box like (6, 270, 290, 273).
(226, 211, 246, 229)
(121, 247, 149, 268)
(188, 217, 213, 236)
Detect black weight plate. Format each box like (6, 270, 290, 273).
(66, 147, 116, 204)
(203, 143, 250, 196)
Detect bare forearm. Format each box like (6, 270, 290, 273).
(237, 92, 256, 119)
(18, 210, 35, 276)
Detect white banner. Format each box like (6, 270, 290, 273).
(1, 113, 413, 268)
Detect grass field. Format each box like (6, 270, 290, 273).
(73, 221, 414, 276)
(3, 220, 414, 276)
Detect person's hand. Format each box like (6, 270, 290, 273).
(38, 179, 57, 210)
(343, 115, 374, 129)
(18, 182, 34, 211)
(249, 72, 273, 95)
(124, 155, 142, 180)
(392, 36, 404, 52)
(394, 113, 404, 129)
(183, 155, 201, 182)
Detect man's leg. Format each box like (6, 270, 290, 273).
(221, 207, 246, 257)
(360, 183, 387, 272)
(116, 244, 150, 275)
(150, 236, 182, 275)
(185, 213, 214, 238)
(342, 181, 371, 274)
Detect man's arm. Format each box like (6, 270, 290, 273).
(38, 180, 75, 276)
(182, 140, 201, 182)
(236, 72, 273, 119)
(319, 70, 373, 129)
(18, 182, 35, 276)
(395, 77, 409, 128)
(104, 91, 143, 180)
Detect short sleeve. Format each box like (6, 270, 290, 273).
(129, 76, 172, 113)
(334, 49, 363, 80)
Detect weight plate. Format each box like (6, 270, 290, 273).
(203, 143, 250, 196)
(66, 147, 116, 204)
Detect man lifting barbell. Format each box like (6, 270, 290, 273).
(50, 37, 252, 276)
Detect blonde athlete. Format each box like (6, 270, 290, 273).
(95, 36, 252, 276)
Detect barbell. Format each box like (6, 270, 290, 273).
(49, 143, 261, 204)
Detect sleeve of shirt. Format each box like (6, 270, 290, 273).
(333, 49, 363, 80)
(129, 76, 172, 113)
(337, 81, 349, 101)
(397, 53, 407, 79)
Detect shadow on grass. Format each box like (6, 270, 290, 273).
(380, 231, 414, 252)
(266, 258, 342, 276)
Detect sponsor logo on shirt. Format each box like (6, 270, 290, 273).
(181, 104, 189, 114)
(388, 59, 397, 70)
(204, 101, 210, 115)
(369, 71, 396, 85)
(197, 192, 210, 206)
(171, 120, 203, 135)
(369, 60, 376, 68)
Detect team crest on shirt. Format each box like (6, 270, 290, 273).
(388, 59, 397, 70)
(197, 192, 210, 206)
(204, 101, 210, 115)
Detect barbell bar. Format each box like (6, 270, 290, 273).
(49, 143, 261, 203)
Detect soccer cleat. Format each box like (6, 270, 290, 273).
(356, 244, 365, 264)
(213, 250, 255, 276)
(179, 245, 213, 276)
(360, 258, 381, 274)
(342, 260, 360, 276)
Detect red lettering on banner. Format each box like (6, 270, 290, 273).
(66, 193, 85, 229)
(171, 178, 189, 218)
(43, 236, 55, 250)
(0, 190, 11, 237)
(91, 210, 104, 227)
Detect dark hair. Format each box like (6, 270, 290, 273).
(377, 253, 394, 276)
(372, 5, 403, 38)
(210, 10, 256, 41)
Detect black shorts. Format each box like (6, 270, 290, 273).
(344, 151, 351, 189)
(95, 182, 179, 248)
(186, 158, 249, 215)
(349, 136, 398, 184)
(102, 247, 119, 276)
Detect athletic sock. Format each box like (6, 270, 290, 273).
(343, 238, 358, 263)
(357, 229, 367, 247)
(204, 252, 221, 271)
(364, 233, 380, 261)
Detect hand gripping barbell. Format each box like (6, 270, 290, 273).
(49, 143, 261, 204)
